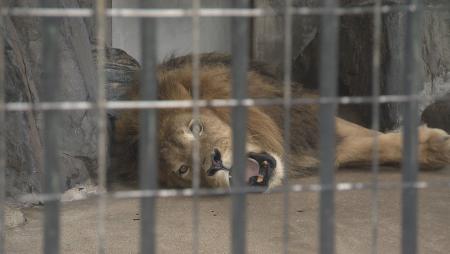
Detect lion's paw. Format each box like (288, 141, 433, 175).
(418, 126, 450, 168)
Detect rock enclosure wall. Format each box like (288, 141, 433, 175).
(254, 0, 450, 130)
(3, 0, 108, 199)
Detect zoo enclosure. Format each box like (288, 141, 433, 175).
(1, 0, 450, 254)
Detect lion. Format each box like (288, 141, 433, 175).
(112, 53, 450, 190)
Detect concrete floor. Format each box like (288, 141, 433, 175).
(6, 168, 450, 254)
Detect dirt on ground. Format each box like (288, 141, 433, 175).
(6, 167, 450, 254)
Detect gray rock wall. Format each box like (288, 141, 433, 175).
(3, 0, 108, 198)
(254, 0, 450, 130)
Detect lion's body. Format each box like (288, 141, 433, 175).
(113, 53, 450, 189)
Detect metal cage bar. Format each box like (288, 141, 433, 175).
(231, 0, 250, 253)
(17, 179, 450, 203)
(319, 0, 339, 253)
(369, 0, 383, 253)
(0, 0, 5, 253)
(41, 0, 62, 253)
(1, 4, 448, 18)
(191, 1, 202, 253)
(94, 1, 108, 254)
(0, 1, 447, 254)
(282, 0, 293, 253)
(2, 94, 436, 112)
(138, 1, 159, 254)
(401, 0, 423, 253)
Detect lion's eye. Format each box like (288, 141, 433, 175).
(178, 165, 190, 175)
(188, 119, 204, 136)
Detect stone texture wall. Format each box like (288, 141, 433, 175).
(3, 0, 111, 198)
(254, 0, 450, 130)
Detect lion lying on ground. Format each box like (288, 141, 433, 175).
(113, 53, 450, 190)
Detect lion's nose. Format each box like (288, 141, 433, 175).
(212, 148, 221, 163)
(206, 148, 230, 176)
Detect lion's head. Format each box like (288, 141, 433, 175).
(114, 55, 286, 190)
(157, 108, 284, 190)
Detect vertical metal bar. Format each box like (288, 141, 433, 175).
(95, 1, 108, 254)
(282, 0, 293, 253)
(401, 1, 422, 254)
(318, 0, 339, 254)
(191, 1, 201, 254)
(0, 0, 5, 253)
(231, 0, 249, 253)
(370, 1, 383, 254)
(41, 0, 61, 253)
(139, 1, 158, 254)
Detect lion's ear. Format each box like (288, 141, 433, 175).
(159, 80, 191, 100)
(188, 119, 204, 136)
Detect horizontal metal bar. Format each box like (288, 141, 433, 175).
(17, 180, 450, 203)
(0, 4, 447, 18)
(2, 94, 441, 112)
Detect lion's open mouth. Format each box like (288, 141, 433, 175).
(206, 149, 275, 187)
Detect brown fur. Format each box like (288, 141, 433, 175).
(113, 53, 450, 189)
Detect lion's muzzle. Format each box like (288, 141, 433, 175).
(206, 148, 230, 176)
(206, 148, 276, 188)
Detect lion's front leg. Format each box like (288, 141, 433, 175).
(417, 126, 450, 168)
(336, 125, 450, 169)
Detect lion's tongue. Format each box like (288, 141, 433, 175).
(246, 158, 260, 182)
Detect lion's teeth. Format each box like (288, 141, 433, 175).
(256, 175, 264, 183)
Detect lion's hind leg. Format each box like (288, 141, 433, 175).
(335, 120, 450, 169)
